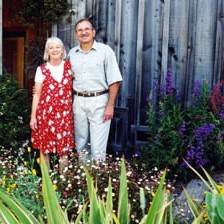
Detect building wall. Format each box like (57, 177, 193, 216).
(56, 0, 224, 152)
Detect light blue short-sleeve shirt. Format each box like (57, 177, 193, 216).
(68, 41, 123, 92)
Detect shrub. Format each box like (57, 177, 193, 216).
(0, 146, 176, 223)
(140, 69, 224, 181)
(0, 152, 174, 224)
(49, 152, 174, 223)
(0, 73, 31, 164)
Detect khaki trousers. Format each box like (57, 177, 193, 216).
(73, 93, 111, 163)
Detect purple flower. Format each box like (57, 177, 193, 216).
(178, 121, 187, 137)
(156, 68, 176, 97)
(216, 133, 223, 142)
(165, 68, 175, 95)
(218, 105, 224, 119)
(181, 144, 207, 168)
(158, 85, 166, 96)
(192, 80, 202, 108)
(192, 80, 202, 98)
(194, 123, 215, 142)
(219, 113, 224, 119)
(146, 95, 151, 104)
(181, 123, 215, 169)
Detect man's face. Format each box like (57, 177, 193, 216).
(75, 21, 96, 44)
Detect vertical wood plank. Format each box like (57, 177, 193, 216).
(135, 0, 145, 125)
(161, 0, 170, 84)
(106, 0, 116, 49)
(168, 0, 190, 98)
(96, 0, 108, 43)
(193, 0, 217, 89)
(141, 0, 162, 124)
(114, 1, 122, 64)
(184, 0, 197, 103)
(119, 0, 138, 106)
(213, 0, 224, 84)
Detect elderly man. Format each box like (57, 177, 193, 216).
(68, 18, 123, 163)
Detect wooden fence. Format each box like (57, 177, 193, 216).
(56, 0, 224, 153)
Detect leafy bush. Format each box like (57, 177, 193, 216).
(0, 146, 176, 223)
(140, 69, 224, 181)
(17, 0, 71, 28)
(0, 73, 30, 159)
(0, 152, 174, 224)
(2, 151, 223, 224)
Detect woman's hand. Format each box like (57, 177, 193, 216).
(30, 82, 42, 131)
(30, 116, 38, 131)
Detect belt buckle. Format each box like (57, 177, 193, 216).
(82, 91, 87, 97)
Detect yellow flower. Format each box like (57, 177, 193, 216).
(6, 187, 10, 192)
(24, 161, 27, 166)
(35, 194, 39, 199)
(36, 157, 40, 164)
(166, 189, 171, 195)
(1, 180, 6, 187)
(203, 213, 209, 221)
(32, 169, 37, 175)
(27, 146, 31, 153)
(10, 183, 17, 189)
(221, 188, 224, 194)
(53, 184, 57, 190)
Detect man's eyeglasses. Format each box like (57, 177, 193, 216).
(76, 27, 93, 33)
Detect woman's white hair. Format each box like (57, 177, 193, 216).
(43, 37, 66, 61)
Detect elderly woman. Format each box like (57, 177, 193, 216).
(30, 37, 75, 172)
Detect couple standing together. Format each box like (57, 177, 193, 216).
(29, 18, 123, 170)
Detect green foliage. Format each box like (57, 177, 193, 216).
(185, 161, 224, 223)
(1, 144, 175, 223)
(40, 152, 70, 224)
(117, 159, 130, 224)
(0, 73, 30, 154)
(0, 189, 41, 224)
(0, 155, 174, 224)
(17, 0, 71, 28)
(141, 72, 224, 181)
(144, 169, 173, 224)
(0, 149, 44, 218)
(142, 94, 184, 170)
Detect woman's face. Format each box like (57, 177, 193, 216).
(47, 43, 63, 61)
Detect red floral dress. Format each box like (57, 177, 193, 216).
(31, 60, 75, 155)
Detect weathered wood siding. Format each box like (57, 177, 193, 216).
(57, 0, 224, 152)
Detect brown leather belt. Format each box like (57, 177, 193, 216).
(74, 89, 109, 97)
